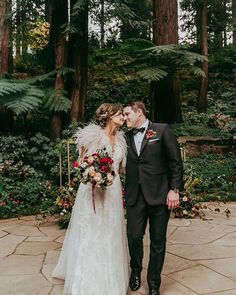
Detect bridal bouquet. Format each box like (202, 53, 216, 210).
(72, 148, 115, 190)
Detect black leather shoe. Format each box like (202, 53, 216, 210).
(129, 269, 141, 291)
(149, 289, 160, 295)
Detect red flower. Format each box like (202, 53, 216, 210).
(99, 157, 110, 164)
(101, 165, 107, 172)
(73, 161, 79, 167)
(146, 130, 157, 139)
(92, 153, 99, 157)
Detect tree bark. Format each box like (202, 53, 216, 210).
(233, 0, 236, 46)
(197, 0, 208, 113)
(0, 0, 12, 76)
(152, 0, 182, 123)
(69, 0, 88, 122)
(100, 0, 105, 47)
(45, 0, 52, 22)
(50, 0, 68, 141)
(15, 0, 21, 57)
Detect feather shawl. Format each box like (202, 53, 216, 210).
(74, 123, 127, 167)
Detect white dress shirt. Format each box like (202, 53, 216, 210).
(134, 119, 149, 156)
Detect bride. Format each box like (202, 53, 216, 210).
(52, 103, 129, 295)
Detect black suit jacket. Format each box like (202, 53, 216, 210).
(125, 122, 184, 206)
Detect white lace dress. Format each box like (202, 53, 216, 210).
(52, 124, 129, 295)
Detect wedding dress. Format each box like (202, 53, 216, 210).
(52, 124, 129, 295)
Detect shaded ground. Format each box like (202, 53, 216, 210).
(1, 202, 236, 295)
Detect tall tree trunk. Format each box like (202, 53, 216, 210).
(0, 0, 12, 76)
(45, 0, 52, 22)
(197, 0, 208, 112)
(15, 0, 21, 58)
(100, 0, 105, 47)
(233, 0, 236, 46)
(21, 0, 27, 55)
(50, 0, 68, 141)
(0, 0, 13, 132)
(152, 0, 182, 123)
(69, 0, 88, 122)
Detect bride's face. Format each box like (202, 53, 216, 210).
(110, 111, 124, 128)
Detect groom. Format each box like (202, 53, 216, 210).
(123, 101, 183, 295)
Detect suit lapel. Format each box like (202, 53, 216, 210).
(139, 121, 152, 155)
(128, 131, 138, 156)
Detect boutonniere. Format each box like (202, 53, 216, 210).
(146, 129, 157, 139)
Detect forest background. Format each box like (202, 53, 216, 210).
(0, 0, 235, 225)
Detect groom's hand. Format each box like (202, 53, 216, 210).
(166, 190, 180, 210)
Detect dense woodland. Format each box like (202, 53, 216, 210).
(0, 0, 235, 139)
(0, 1, 235, 220)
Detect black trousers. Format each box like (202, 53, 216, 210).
(126, 185, 170, 289)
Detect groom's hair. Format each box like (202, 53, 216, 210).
(126, 101, 147, 117)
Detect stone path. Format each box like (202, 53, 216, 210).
(1, 202, 236, 295)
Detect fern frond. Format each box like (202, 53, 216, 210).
(138, 67, 168, 82)
(44, 89, 71, 112)
(0, 79, 43, 115)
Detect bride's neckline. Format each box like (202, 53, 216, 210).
(102, 130, 117, 152)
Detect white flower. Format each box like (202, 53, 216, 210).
(93, 172, 102, 183)
(183, 210, 188, 215)
(80, 163, 87, 169)
(107, 173, 114, 182)
(87, 156, 94, 164)
(182, 196, 188, 202)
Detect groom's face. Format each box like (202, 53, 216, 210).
(123, 106, 140, 129)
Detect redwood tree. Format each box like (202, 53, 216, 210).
(50, 0, 68, 140)
(152, 0, 182, 123)
(0, 0, 12, 76)
(197, 0, 208, 112)
(69, 0, 88, 122)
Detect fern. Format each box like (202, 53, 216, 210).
(138, 67, 168, 82)
(44, 89, 71, 112)
(0, 79, 43, 115)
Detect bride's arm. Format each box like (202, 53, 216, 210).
(77, 146, 87, 163)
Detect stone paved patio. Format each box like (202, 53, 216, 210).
(1, 202, 236, 295)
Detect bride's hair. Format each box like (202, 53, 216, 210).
(94, 103, 123, 128)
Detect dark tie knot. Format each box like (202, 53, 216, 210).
(133, 127, 145, 135)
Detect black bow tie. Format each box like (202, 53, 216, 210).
(133, 127, 145, 135)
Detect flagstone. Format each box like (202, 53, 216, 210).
(15, 241, 61, 255)
(0, 234, 25, 258)
(0, 229, 8, 237)
(211, 232, 236, 246)
(55, 234, 65, 244)
(42, 263, 64, 285)
(161, 276, 198, 295)
(163, 253, 199, 275)
(45, 250, 60, 264)
(50, 285, 64, 295)
(205, 289, 236, 295)
(166, 225, 177, 239)
(2, 224, 45, 237)
(0, 274, 51, 295)
(167, 244, 236, 260)
(168, 218, 191, 227)
(167, 225, 228, 245)
(0, 254, 44, 275)
(200, 258, 236, 277)
(168, 265, 236, 294)
(39, 224, 66, 239)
